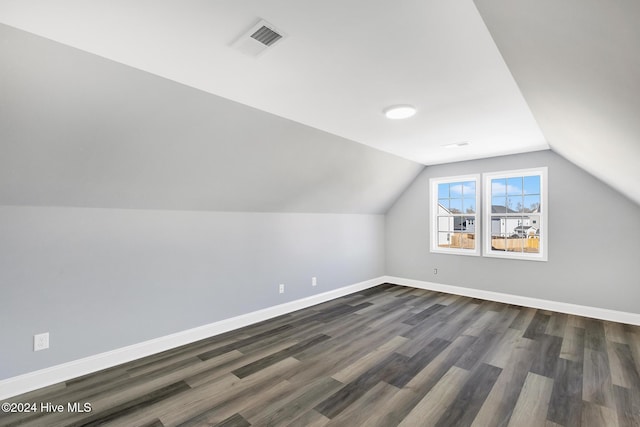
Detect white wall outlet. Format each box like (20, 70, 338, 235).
(34, 332, 49, 351)
(433, 268, 438, 275)
(312, 277, 317, 287)
(279, 284, 285, 294)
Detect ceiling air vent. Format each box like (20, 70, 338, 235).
(232, 20, 286, 57)
(251, 26, 282, 46)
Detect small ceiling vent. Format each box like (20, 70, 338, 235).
(251, 26, 282, 46)
(232, 20, 286, 57)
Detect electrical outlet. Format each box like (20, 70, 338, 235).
(433, 268, 438, 275)
(34, 332, 49, 351)
(279, 284, 285, 294)
(312, 277, 317, 287)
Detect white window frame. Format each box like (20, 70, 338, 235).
(482, 167, 548, 261)
(430, 174, 481, 256)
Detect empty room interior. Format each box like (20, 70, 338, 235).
(1, 1, 640, 426)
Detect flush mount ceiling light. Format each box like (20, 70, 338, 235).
(442, 141, 470, 148)
(383, 105, 416, 120)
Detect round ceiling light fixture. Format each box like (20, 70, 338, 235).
(383, 104, 416, 120)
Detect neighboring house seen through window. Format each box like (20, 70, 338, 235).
(430, 168, 548, 261)
(430, 175, 480, 256)
(483, 167, 548, 261)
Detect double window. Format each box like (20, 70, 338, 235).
(430, 167, 547, 261)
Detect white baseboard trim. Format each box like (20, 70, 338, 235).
(0, 276, 385, 400)
(384, 275, 640, 326)
(6, 275, 637, 400)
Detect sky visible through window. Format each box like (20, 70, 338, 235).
(489, 174, 542, 253)
(435, 171, 545, 258)
(491, 176, 541, 213)
(438, 181, 476, 214)
(438, 176, 540, 214)
(435, 178, 478, 252)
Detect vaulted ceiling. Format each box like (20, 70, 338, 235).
(474, 0, 640, 206)
(0, 24, 422, 213)
(1, 1, 638, 208)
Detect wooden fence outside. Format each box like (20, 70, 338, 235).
(492, 237, 539, 252)
(439, 234, 539, 253)
(440, 233, 475, 249)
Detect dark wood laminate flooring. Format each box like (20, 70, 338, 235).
(2, 284, 640, 427)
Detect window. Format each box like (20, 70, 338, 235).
(483, 167, 548, 261)
(430, 175, 480, 256)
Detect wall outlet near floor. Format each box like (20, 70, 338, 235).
(279, 284, 285, 294)
(34, 332, 49, 351)
(433, 268, 438, 275)
(312, 277, 317, 287)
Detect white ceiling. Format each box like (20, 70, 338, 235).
(474, 0, 640, 206)
(1, 1, 638, 206)
(0, 0, 548, 166)
(0, 23, 423, 213)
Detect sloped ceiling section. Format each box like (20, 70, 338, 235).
(0, 25, 423, 214)
(0, 0, 548, 166)
(474, 0, 640, 206)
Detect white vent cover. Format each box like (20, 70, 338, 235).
(232, 20, 286, 57)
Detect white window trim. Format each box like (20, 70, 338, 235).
(430, 174, 481, 256)
(482, 167, 548, 261)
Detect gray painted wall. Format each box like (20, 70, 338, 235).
(474, 0, 640, 206)
(2, 22, 638, 388)
(0, 206, 384, 380)
(0, 24, 423, 214)
(386, 150, 640, 313)
(0, 24, 406, 383)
